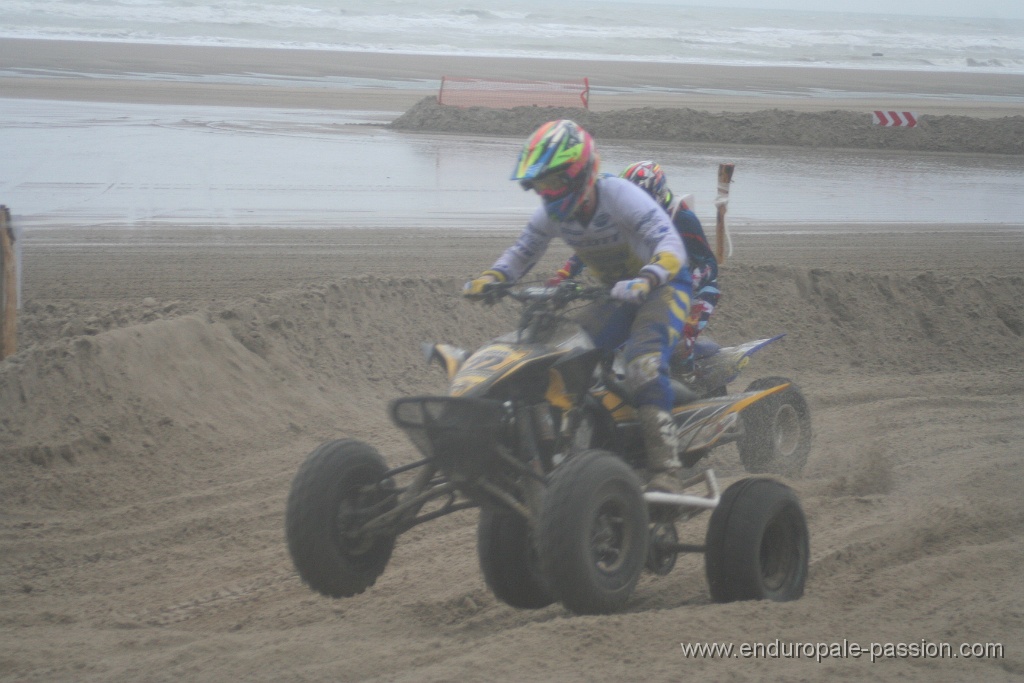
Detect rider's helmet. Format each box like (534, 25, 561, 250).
(511, 119, 600, 221)
(620, 160, 672, 209)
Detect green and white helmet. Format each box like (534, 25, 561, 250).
(511, 119, 600, 221)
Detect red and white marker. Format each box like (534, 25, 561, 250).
(873, 111, 918, 127)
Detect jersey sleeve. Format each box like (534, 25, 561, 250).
(488, 208, 556, 283)
(674, 205, 718, 280)
(565, 254, 584, 278)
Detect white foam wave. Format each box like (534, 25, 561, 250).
(2, 0, 1023, 74)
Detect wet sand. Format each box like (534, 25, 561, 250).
(17, 225, 1024, 309)
(3, 38, 1024, 116)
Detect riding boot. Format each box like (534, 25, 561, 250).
(638, 405, 684, 494)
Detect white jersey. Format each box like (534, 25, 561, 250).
(490, 176, 688, 286)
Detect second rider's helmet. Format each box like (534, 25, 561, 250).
(620, 160, 672, 209)
(511, 119, 600, 221)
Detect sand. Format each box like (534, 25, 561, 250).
(2, 39, 1024, 682)
(3, 38, 1024, 117)
(389, 97, 1024, 155)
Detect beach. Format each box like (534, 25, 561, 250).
(3, 38, 1024, 116)
(2, 39, 1024, 682)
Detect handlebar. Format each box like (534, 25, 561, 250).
(477, 280, 608, 307)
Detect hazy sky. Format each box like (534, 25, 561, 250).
(632, 0, 1023, 20)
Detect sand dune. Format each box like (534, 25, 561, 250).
(390, 97, 1024, 155)
(2, 248, 1023, 681)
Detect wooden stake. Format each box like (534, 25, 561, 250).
(0, 205, 16, 360)
(714, 163, 735, 265)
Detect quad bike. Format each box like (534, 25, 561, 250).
(286, 281, 811, 615)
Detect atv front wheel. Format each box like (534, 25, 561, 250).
(737, 376, 812, 477)
(704, 477, 808, 603)
(286, 439, 397, 598)
(537, 450, 648, 615)
(477, 507, 554, 609)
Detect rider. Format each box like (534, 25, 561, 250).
(549, 161, 720, 381)
(463, 120, 693, 494)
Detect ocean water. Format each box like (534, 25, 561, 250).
(2, 0, 1023, 75)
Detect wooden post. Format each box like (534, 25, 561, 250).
(0, 205, 16, 360)
(714, 163, 735, 265)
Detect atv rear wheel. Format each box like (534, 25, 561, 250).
(737, 377, 812, 477)
(477, 507, 554, 609)
(286, 439, 397, 598)
(537, 450, 648, 615)
(704, 477, 809, 603)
